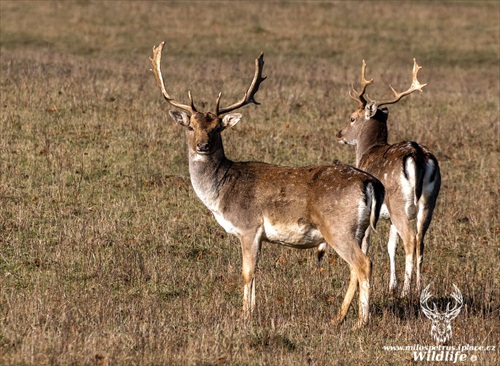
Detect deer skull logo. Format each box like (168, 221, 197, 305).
(420, 284, 463, 344)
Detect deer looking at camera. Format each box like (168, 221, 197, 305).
(151, 42, 385, 327)
(337, 59, 441, 298)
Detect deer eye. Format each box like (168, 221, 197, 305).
(350, 116, 356, 123)
(187, 125, 194, 131)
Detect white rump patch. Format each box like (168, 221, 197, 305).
(401, 158, 417, 220)
(356, 197, 370, 243)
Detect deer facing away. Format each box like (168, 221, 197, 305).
(150, 42, 385, 327)
(337, 59, 441, 298)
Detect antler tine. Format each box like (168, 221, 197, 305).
(349, 60, 374, 108)
(187, 91, 198, 112)
(216, 53, 266, 116)
(150, 42, 197, 114)
(214, 92, 222, 116)
(377, 58, 427, 107)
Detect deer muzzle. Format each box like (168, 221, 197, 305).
(336, 130, 347, 144)
(196, 142, 210, 153)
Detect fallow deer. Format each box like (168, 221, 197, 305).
(150, 42, 385, 327)
(337, 59, 441, 298)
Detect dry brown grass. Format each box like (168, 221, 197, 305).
(1, 1, 498, 365)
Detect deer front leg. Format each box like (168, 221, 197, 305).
(240, 229, 263, 320)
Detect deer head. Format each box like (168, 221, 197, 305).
(337, 59, 427, 147)
(150, 42, 266, 157)
(420, 284, 463, 344)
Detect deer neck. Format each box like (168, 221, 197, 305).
(187, 143, 232, 212)
(355, 119, 389, 167)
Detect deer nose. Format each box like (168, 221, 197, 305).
(197, 142, 210, 152)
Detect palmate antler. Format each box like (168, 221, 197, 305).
(377, 58, 427, 107)
(150, 42, 198, 115)
(349, 58, 427, 108)
(215, 53, 266, 115)
(349, 60, 374, 108)
(150, 41, 266, 117)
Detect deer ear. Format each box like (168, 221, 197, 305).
(221, 113, 242, 129)
(169, 110, 190, 127)
(365, 101, 378, 120)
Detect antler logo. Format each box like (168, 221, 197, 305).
(420, 284, 463, 344)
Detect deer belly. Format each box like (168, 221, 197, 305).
(263, 219, 323, 248)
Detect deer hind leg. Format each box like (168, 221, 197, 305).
(387, 224, 400, 294)
(415, 206, 432, 296)
(322, 228, 371, 327)
(350, 249, 371, 328)
(333, 266, 359, 325)
(240, 229, 263, 320)
(361, 225, 371, 254)
(415, 168, 441, 295)
(400, 225, 417, 298)
(390, 212, 417, 298)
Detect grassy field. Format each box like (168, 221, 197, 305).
(1, 1, 498, 365)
